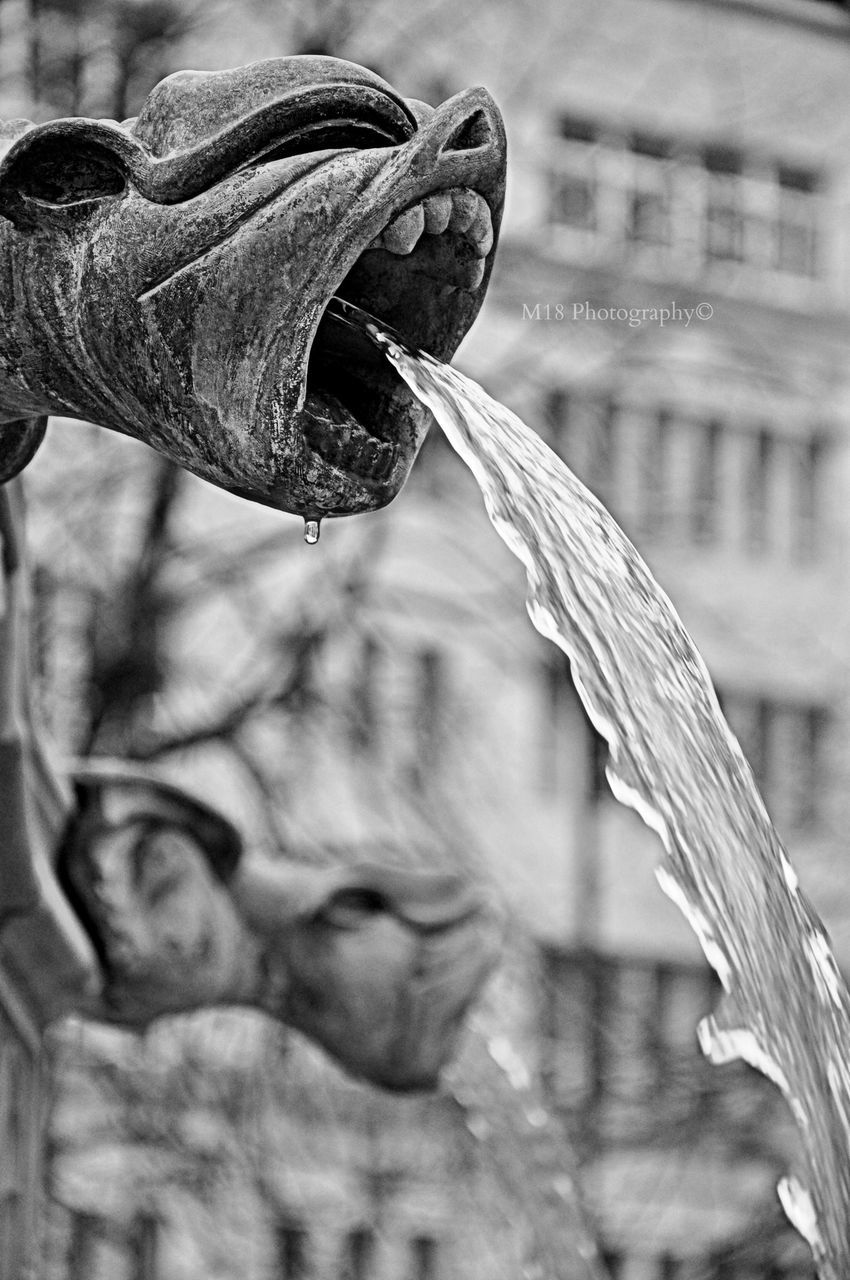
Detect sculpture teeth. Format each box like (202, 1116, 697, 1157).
(422, 191, 452, 234)
(372, 188, 493, 260)
(383, 204, 425, 255)
(307, 191, 495, 481)
(306, 415, 397, 481)
(447, 188, 479, 233)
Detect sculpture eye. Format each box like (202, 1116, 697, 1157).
(2, 134, 128, 208)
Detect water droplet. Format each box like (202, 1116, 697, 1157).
(303, 518, 321, 545)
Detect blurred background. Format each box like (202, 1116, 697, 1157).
(2, 0, 850, 1276)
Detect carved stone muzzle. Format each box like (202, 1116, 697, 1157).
(0, 57, 507, 518)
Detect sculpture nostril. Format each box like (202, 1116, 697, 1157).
(442, 108, 492, 154)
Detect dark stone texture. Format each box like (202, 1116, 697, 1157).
(0, 56, 506, 518)
(57, 763, 502, 1092)
(0, 59, 506, 1086)
(0, 416, 45, 485)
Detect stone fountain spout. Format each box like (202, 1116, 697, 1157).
(0, 55, 506, 518)
(0, 57, 507, 1091)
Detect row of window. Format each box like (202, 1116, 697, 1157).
(601, 1244, 814, 1280)
(289, 1227, 439, 1280)
(718, 691, 829, 835)
(540, 948, 723, 1118)
(541, 950, 814, 1276)
(63, 1215, 440, 1280)
(539, 947, 796, 1170)
(543, 657, 830, 833)
(549, 116, 822, 279)
(543, 391, 829, 564)
(355, 639, 829, 838)
(351, 645, 828, 843)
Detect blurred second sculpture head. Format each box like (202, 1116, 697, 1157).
(60, 765, 502, 1092)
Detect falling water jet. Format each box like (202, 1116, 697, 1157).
(325, 297, 850, 1276)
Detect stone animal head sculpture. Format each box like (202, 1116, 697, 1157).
(0, 57, 506, 1088)
(0, 490, 501, 1088)
(0, 56, 506, 518)
(59, 764, 500, 1092)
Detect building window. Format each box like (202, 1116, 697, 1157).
(586, 399, 618, 501)
(277, 1224, 308, 1280)
(539, 655, 608, 800)
(560, 115, 599, 145)
(341, 1228, 375, 1280)
(776, 165, 819, 277)
(736, 423, 829, 562)
(542, 387, 571, 449)
(799, 706, 829, 829)
(540, 946, 596, 1106)
(601, 1243, 813, 1280)
(550, 116, 600, 231)
(350, 634, 380, 752)
(719, 692, 829, 831)
(540, 653, 566, 794)
(642, 408, 672, 537)
(746, 428, 774, 553)
(551, 170, 596, 230)
(66, 1213, 99, 1280)
(654, 963, 720, 1113)
(628, 131, 671, 246)
(628, 187, 669, 244)
(588, 722, 609, 803)
(796, 433, 827, 561)
(129, 1214, 159, 1280)
(658, 1253, 684, 1280)
(548, 114, 824, 284)
(411, 647, 445, 782)
(546, 389, 828, 560)
(692, 418, 722, 543)
(707, 1249, 736, 1279)
(540, 951, 720, 1122)
(410, 1235, 440, 1280)
(600, 1247, 625, 1279)
(704, 145, 745, 263)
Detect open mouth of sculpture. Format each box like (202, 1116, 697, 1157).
(304, 184, 495, 490)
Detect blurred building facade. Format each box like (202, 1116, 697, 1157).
(42, 1018, 534, 1280)
(2, 0, 850, 1278)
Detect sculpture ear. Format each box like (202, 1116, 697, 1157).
(0, 120, 142, 226)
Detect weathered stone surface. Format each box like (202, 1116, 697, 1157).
(0, 56, 506, 518)
(0, 57, 506, 1089)
(57, 763, 502, 1092)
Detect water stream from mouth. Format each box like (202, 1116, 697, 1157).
(327, 298, 850, 1274)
